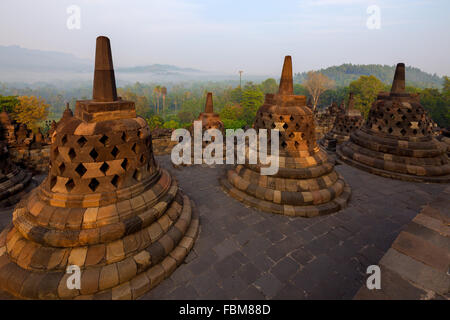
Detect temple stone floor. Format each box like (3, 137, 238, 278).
(0, 158, 447, 300)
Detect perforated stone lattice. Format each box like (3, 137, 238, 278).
(48, 127, 156, 194)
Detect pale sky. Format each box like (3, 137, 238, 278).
(0, 0, 448, 76)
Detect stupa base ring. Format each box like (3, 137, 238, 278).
(220, 177, 351, 218)
(0, 197, 199, 300)
(336, 146, 450, 184)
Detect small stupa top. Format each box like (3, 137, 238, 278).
(254, 56, 316, 156)
(59, 102, 74, 123)
(346, 92, 361, 117)
(365, 63, 433, 138)
(197, 92, 224, 132)
(75, 36, 136, 122)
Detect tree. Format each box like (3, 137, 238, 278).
(349, 75, 385, 118)
(12, 96, 49, 131)
(241, 83, 264, 126)
(303, 72, 335, 111)
(0, 95, 19, 113)
(161, 86, 167, 113)
(260, 78, 278, 94)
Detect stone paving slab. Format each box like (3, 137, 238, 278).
(355, 186, 450, 300)
(0, 159, 447, 300)
(139, 155, 448, 300)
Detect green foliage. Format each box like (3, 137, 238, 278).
(293, 84, 308, 96)
(349, 75, 386, 118)
(0, 95, 19, 113)
(162, 120, 180, 129)
(420, 88, 449, 128)
(294, 64, 443, 89)
(240, 83, 264, 125)
(260, 78, 278, 94)
(222, 119, 247, 130)
(145, 115, 164, 130)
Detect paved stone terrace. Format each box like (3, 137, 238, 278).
(141, 155, 446, 299)
(0, 161, 446, 300)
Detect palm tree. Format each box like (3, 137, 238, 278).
(161, 86, 167, 113)
(153, 86, 161, 113)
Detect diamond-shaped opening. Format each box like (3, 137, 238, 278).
(281, 141, 287, 148)
(77, 136, 87, 148)
(100, 162, 109, 174)
(290, 116, 294, 121)
(271, 123, 276, 129)
(50, 176, 57, 189)
(133, 169, 141, 181)
(400, 128, 407, 136)
(58, 162, 66, 175)
(75, 163, 87, 177)
(121, 158, 128, 170)
(53, 147, 59, 158)
(88, 178, 100, 192)
(283, 123, 288, 130)
(131, 143, 137, 153)
(401, 115, 407, 121)
(388, 127, 393, 134)
(111, 146, 119, 158)
(295, 123, 300, 130)
(61, 135, 67, 145)
(89, 148, 98, 160)
(65, 178, 75, 192)
(111, 175, 119, 188)
(413, 129, 417, 135)
(396, 121, 402, 128)
(288, 132, 294, 138)
(294, 141, 299, 147)
(68, 148, 76, 160)
(99, 134, 109, 146)
(140, 154, 145, 163)
(121, 132, 127, 142)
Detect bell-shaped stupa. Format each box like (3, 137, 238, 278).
(321, 93, 364, 152)
(221, 56, 351, 217)
(0, 36, 198, 299)
(337, 63, 450, 183)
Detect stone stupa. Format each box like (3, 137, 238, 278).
(337, 63, 450, 183)
(0, 128, 34, 208)
(0, 36, 198, 300)
(321, 93, 364, 152)
(221, 56, 351, 217)
(188, 92, 224, 164)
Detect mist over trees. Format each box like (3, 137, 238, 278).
(0, 72, 449, 132)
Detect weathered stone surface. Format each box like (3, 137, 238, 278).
(337, 63, 450, 183)
(0, 36, 198, 300)
(221, 56, 350, 217)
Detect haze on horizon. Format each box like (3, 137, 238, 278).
(0, 0, 449, 77)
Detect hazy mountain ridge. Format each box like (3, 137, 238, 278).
(294, 64, 444, 89)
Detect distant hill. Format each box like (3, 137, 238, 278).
(117, 64, 201, 74)
(294, 64, 444, 89)
(0, 45, 91, 72)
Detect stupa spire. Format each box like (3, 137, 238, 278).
(205, 92, 214, 113)
(347, 92, 355, 112)
(278, 56, 294, 95)
(391, 63, 406, 94)
(93, 36, 118, 102)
